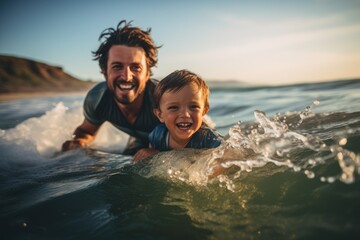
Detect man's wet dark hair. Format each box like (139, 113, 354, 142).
(92, 20, 161, 76)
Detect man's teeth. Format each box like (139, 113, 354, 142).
(177, 123, 192, 128)
(118, 84, 134, 90)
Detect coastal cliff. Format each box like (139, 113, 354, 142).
(0, 55, 95, 93)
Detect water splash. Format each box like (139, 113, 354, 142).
(0, 102, 80, 161)
(144, 100, 360, 191)
(1, 101, 359, 191)
(219, 103, 359, 186)
(0, 102, 129, 164)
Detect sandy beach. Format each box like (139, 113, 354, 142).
(0, 91, 88, 102)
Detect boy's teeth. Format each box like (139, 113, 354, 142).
(177, 123, 191, 128)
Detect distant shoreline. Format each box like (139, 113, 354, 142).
(0, 91, 88, 102)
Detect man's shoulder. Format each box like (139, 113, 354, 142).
(145, 78, 159, 100)
(85, 81, 108, 100)
(147, 78, 159, 90)
(149, 78, 159, 85)
(84, 81, 109, 113)
(88, 81, 108, 96)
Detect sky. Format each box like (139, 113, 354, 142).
(1, 0, 360, 85)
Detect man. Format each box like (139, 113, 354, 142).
(62, 20, 161, 160)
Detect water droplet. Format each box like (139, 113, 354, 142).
(327, 177, 336, 183)
(313, 99, 320, 105)
(293, 166, 301, 172)
(341, 172, 354, 184)
(257, 127, 265, 134)
(240, 199, 247, 208)
(304, 170, 315, 179)
(338, 138, 347, 146)
(308, 159, 316, 166)
(245, 165, 252, 172)
(285, 159, 293, 167)
(276, 150, 284, 157)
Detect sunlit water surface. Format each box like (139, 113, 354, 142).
(1, 79, 360, 239)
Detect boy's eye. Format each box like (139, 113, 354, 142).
(190, 105, 201, 110)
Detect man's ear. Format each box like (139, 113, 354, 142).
(153, 108, 165, 122)
(101, 67, 107, 79)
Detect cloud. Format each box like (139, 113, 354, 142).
(220, 13, 346, 32)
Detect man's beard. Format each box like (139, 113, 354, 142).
(111, 78, 137, 105)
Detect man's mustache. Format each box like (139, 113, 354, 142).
(114, 78, 137, 84)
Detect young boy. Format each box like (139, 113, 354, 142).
(149, 69, 222, 151)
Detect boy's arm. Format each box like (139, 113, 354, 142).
(133, 146, 159, 163)
(133, 125, 162, 163)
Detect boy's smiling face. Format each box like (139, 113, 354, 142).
(154, 83, 208, 149)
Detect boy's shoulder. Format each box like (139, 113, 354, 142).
(190, 126, 222, 148)
(150, 123, 167, 135)
(149, 124, 169, 150)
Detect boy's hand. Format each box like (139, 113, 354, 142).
(133, 148, 159, 163)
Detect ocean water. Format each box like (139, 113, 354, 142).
(0, 79, 359, 239)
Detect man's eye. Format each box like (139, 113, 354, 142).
(131, 65, 141, 72)
(168, 106, 178, 110)
(112, 65, 123, 70)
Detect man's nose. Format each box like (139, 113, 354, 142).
(121, 67, 132, 81)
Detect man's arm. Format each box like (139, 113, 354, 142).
(61, 119, 100, 152)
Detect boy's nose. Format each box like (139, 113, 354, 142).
(179, 108, 191, 117)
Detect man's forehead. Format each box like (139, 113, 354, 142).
(108, 45, 146, 62)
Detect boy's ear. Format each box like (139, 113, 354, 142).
(203, 106, 209, 115)
(153, 108, 165, 122)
